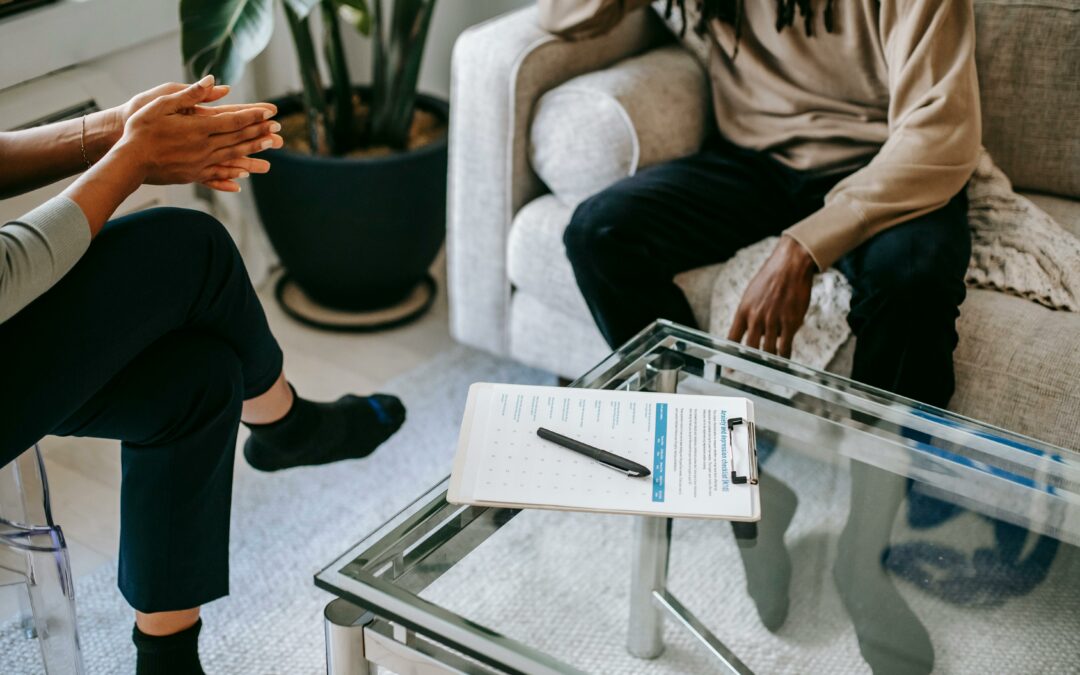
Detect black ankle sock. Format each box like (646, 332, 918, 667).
(133, 618, 204, 675)
(243, 388, 406, 472)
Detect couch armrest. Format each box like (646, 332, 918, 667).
(447, 5, 666, 356)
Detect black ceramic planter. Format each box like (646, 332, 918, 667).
(250, 89, 448, 328)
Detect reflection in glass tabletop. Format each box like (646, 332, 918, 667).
(317, 320, 1080, 674)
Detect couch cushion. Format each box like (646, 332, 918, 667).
(507, 195, 589, 317)
(1021, 192, 1080, 240)
(952, 289, 1080, 450)
(974, 0, 1080, 198)
(529, 45, 710, 206)
(509, 291, 611, 378)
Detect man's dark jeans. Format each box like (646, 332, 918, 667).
(564, 137, 971, 409)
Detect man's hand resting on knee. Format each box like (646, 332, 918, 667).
(727, 235, 817, 358)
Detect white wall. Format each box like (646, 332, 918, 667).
(419, 0, 533, 98)
(0, 0, 177, 91)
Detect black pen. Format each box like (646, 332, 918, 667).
(536, 427, 652, 478)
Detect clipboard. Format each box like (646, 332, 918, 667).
(448, 383, 761, 521)
(728, 417, 759, 485)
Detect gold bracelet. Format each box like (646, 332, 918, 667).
(80, 115, 92, 168)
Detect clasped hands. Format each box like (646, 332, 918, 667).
(102, 75, 283, 193)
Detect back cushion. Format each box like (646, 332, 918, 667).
(973, 0, 1079, 198)
(530, 45, 710, 206)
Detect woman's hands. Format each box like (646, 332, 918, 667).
(111, 76, 283, 192)
(118, 81, 230, 125)
(96, 81, 229, 164)
(64, 76, 283, 237)
(185, 103, 277, 192)
(108, 81, 227, 138)
(104, 78, 280, 192)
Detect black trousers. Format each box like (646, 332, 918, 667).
(0, 208, 283, 613)
(565, 138, 971, 408)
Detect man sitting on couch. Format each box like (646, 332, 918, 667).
(544, 0, 979, 408)
(540, 0, 980, 672)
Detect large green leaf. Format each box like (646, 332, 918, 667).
(180, 0, 275, 85)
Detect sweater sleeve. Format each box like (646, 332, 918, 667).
(784, 0, 981, 270)
(0, 196, 91, 324)
(537, 0, 654, 39)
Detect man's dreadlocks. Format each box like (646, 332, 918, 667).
(664, 0, 836, 55)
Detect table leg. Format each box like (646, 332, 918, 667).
(324, 598, 375, 675)
(628, 516, 672, 658)
(628, 350, 682, 659)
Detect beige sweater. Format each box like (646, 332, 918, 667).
(0, 197, 90, 324)
(538, 0, 982, 270)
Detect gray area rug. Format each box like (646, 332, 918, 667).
(420, 454, 1080, 674)
(4, 345, 1079, 673)
(0, 345, 554, 674)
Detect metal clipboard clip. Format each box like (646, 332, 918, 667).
(727, 417, 759, 485)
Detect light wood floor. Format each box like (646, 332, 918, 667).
(1, 258, 456, 619)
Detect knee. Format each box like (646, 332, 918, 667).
(184, 338, 244, 427)
(867, 252, 967, 312)
(150, 208, 236, 252)
(858, 220, 970, 312)
(872, 257, 938, 298)
(151, 338, 244, 444)
(118, 209, 245, 293)
(563, 191, 638, 267)
(563, 195, 604, 263)
(114, 208, 239, 268)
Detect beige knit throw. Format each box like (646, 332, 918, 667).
(688, 150, 1080, 371)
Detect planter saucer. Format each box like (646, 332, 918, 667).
(274, 273, 437, 333)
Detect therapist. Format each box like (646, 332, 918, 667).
(0, 77, 405, 675)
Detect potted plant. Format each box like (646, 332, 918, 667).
(179, 0, 446, 330)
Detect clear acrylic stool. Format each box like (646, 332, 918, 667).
(0, 444, 84, 674)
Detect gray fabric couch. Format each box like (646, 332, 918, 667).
(447, 2, 1080, 450)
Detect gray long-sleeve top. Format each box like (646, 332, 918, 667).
(0, 197, 90, 324)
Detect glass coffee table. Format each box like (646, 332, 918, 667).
(316, 320, 1080, 674)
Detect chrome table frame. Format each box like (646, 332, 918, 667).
(316, 320, 1078, 674)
